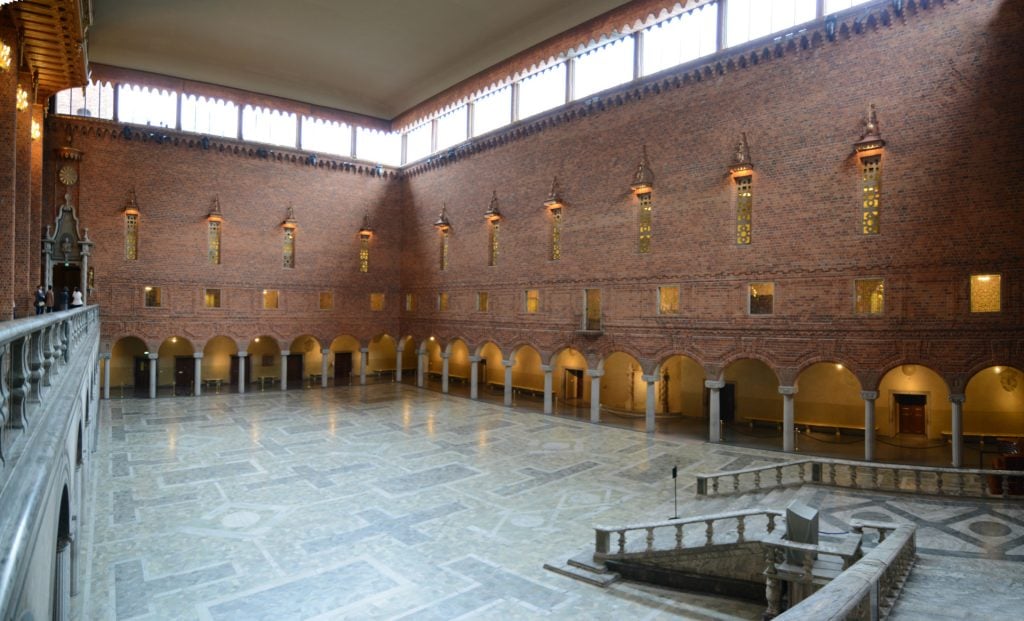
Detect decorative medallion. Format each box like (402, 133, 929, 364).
(1000, 370, 1018, 393)
(59, 165, 78, 186)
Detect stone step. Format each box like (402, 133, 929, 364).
(543, 560, 620, 588)
(567, 552, 611, 574)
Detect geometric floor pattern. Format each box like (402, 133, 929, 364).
(75, 383, 1023, 620)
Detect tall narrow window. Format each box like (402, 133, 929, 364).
(144, 286, 161, 307)
(208, 220, 221, 265)
(550, 207, 563, 260)
(262, 289, 279, 309)
(438, 292, 449, 311)
(584, 289, 602, 331)
(658, 286, 680, 315)
(525, 289, 539, 313)
(488, 220, 500, 266)
(405, 293, 416, 312)
(749, 282, 774, 315)
(204, 288, 221, 308)
(736, 175, 752, 245)
(319, 292, 333, 310)
(370, 293, 385, 311)
(855, 279, 884, 315)
(970, 274, 1001, 313)
(638, 192, 653, 253)
(861, 155, 881, 235)
(440, 229, 450, 270)
(359, 236, 370, 272)
(283, 228, 295, 268)
(477, 292, 489, 312)
(125, 213, 138, 260)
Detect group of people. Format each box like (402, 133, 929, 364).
(34, 284, 83, 315)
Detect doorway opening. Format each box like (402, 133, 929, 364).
(51, 264, 81, 305)
(895, 393, 927, 435)
(563, 368, 584, 402)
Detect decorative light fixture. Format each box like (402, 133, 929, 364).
(207, 196, 224, 222)
(543, 177, 564, 210)
(123, 188, 140, 215)
(629, 145, 654, 195)
(280, 205, 297, 230)
(31, 119, 41, 141)
(433, 203, 451, 231)
(16, 85, 29, 111)
(728, 132, 753, 175)
(483, 191, 502, 222)
(853, 104, 885, 152)
(0, 41, 11, 73)
(358, 212, 374, 239)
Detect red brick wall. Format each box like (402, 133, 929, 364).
(0, 23, 19, 319)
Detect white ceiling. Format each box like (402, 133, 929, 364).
(87, 0, 633, 120)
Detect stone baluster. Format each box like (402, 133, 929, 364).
(733, 473, 740, 492)
(675, 524, 683, 549)
(767, 513, 777, 533)
(737, 515, 746, 543)
(1002, 476, 1009, 500)
(799, 463, 807, 483)
(870, 467, 878, 489)
(850, 464, 858, 489)
(764, 548, 781, 618)
(41, 325, 56, 388)
(957, 472, 965, 496)
(892, 468, 900, 491)
(9, 335, 31, 428)
(0, 343, 9, 454)
(776, 466, 782, 487)
(754, 471, 761, 489)
(801, 550, 814, 583)
(829, 463, 837, 485)
(617, 531, 626, 555)
(936, 472, 944, 495)
(645, 527, 654, 552)
(712, 478, 719, 494)
(704, 520, 714, 545)
(28, 329, 46, 402)
(914, 470, 922, 492)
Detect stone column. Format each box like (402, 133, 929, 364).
(237, 351, 247, 393)
(54, 539, 71, 621)
(861, 390, 878, 462)
(320, 348, 330, 388)
(469, 355, 481, 399)
(395, 347, 404, 382)
(587, 370, 604, 423)
(642, 374, 658, 433)
(280, 350, 290, 391)
(359, 347, 368, 385)
(147, 353, 158, 399)
(779, 385, 797, 452)
(441, 352, 450, 393)
(950, 393, 965, 467)
(102, 352, 111, 400)
(542, 364, 554, 414)
(706, 380, 725, 443)
(503, 359, 514, 406)
(193, 352, 203, 396)
(417, 349, 425, 387)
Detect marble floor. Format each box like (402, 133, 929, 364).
(77, 383, 1024, 620)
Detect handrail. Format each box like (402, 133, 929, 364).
(695, 457, 1024, 499)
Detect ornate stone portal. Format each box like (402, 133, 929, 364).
(42, 137, 93, 302)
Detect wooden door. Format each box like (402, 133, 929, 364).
(175, 356, 194, 392)
(133, 356, 150, 395)
(334, 352, 353, 385)
(286, 354, 303, 389)
(896, 395, 927, 435)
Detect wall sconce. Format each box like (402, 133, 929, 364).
(207, 196, 224, 222)
(31, 119, 41, 141)
(0, 41, 11, 73)
(728, 132, 753, 176)
(358, 212, 374, 239)
(825, 15, 837, 41)
(853, 103, 886, 152)
(629, 145, 654, 196)
(16, 85, 29, 111)
(484, 190, 502, 222)
(280, 205, 297, 230)
(123, 188, 140, 215)
(433, 203, 451, 231)
(543, 177, 564, 210)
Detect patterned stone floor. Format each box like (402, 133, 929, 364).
(74, 383, 1024, 620)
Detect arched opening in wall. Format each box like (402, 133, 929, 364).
(248, 335, 282, 391)
(877, 364, 950, 466)
(477, 342, 504, 396)
(446, 339, 470, 396)
(722, 359, 782, 449)
(156, 336, 195, 396)
(329, 335, 360, 386)
(203, 336, 238, 393)
(793, 363, 865, 459)
(423, 338, 443, 389)
(54, 486, 71, 620)
(658, 355, 706, 418)
(109, 336, 149, 397)
(509, 345, 544, 405)
(367, 334, 397, 382)
(966, 366, 1024, 470)
(397, 335, 417, 384)
(289, 335, 323, 389)
(76, 421, 83, 468)
(599, 352, 648, 430)
(551, 347, 589, 412)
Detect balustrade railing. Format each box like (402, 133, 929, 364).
(695, 458, 1023, 500)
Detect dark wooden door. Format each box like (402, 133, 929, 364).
(133, 356, 150, 394)
(334, 352, 353, 385)
(721, 383, 736, 422)
(896, 394, 927, 434)
(229, 355, 251, 387)
(175, 356, 194, 392)
(286, 354, 303, 389)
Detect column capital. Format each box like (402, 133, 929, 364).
(360, 347, 369, 354)
(192, 352, 203, 359)
(860, 390, 879, 401)
(778, 385, 798, 396)
(100, 352, 111, 360)
(587, 369, 604, 378)
(540, 364, 553, 373)
(440, 352, 450, 360)
(396, 346, 404, 353)
(704, 379, 725, 390)
(502, 359, 514, 368)
(237, 351, 248, 357)
(280, 349, 290, 356)
(949, 393, 965, 404)
(321, 348, 330, 355)
(641, 374, 659, 383)
(468, 355, 482, 363)
(147, 353, 158, 360)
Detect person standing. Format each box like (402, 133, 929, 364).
(45, 285, 55, 313)
(34, 285, 46, 315)
(59, 286, 69, 311)
(70, 286, 84, 309)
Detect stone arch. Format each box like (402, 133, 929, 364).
(446, 339, 472, 382)
(509, 344, 544, 394)
(328, 335, 360, 385)
(599, 351, 648, 413)
(722, 357, 782, 426)
(157, 336, 196, 393)
(654, 353, 706, 417)
(290, 334, 324, 382)
(549, 346, 590, 405)
(109, 336, 149, 395)
(964, 365, 1024, 442)
(202, 335, 238, 388)
(877, 364, 950, 440)
(397, 335, 417, 380)
(794, 362, 865, 432)
(476, 341, 504, 389)
(248, 335, 283, 384)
